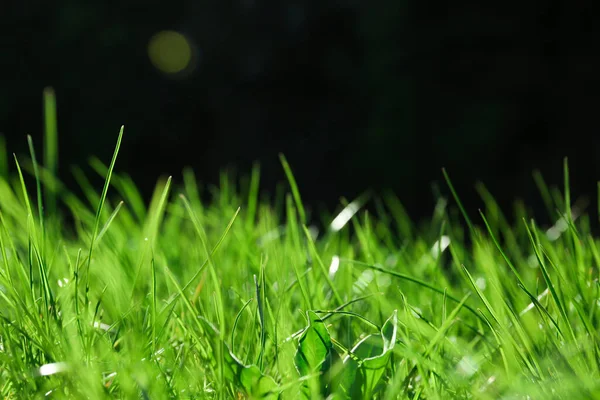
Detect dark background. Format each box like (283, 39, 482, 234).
(1, 1, 599, 223)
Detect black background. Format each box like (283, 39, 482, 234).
(1, 1, 599, 224)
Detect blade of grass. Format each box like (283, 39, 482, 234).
(442, 168, 476, 238)
(159, 207, 241, 315)
(231, 298, 253, 354)
(43, 87, 58, 216)
(27, 135, 45, 254)
(84, 126, 123, 309)
(279, 154, 306, 226)
(180, 196, 239, 396)
(523, 218, 576, 343)
(344, 258, 484, 323)
(479, 210, 526, 287)
(246, 162, 260, 230)
(302, 225, 343, 305)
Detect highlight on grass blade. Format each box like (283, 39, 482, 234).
(279, 153, 306, 225)
(34, 362, 69, 377)
(43, 87, 58, 215)
(442, 168, 476, 237)
(329, 192, 370, 232)
(85, 126, 124, 305)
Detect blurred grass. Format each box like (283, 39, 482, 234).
(0, 93, 599, 398)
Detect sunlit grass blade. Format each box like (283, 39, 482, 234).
(255, 259, 266, 368)
(95, 201, 124, 244)
(231, 298, 253, 354)
(279, 153, 306, 225)
(27, 136, 45, 250)
(246, 162, 260, 230)
(479, 210, 525, 287)
(180, 195, 239, 394)
(159, 206, 241, 315)
(84, 126, 123, 307)
(523, 218, 575, 343)
(43, 87, 58, 215)
(442, 168, 476, 238)
(303, 225, 343, 305)
(344, 258, 483, 323)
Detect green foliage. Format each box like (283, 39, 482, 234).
(0, 103, 600, 398)
(293, 310, 398, 399)
(294, 311, 336, 397)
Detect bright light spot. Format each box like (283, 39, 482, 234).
(57, 278, 69, 288)
(475, 277, 486, 290)
(329, 255, 340, 278)
(330, 202, 361, 232)
(431, 236, 451, 258)
(148, 31, 193, 74)
(457, 356, 478, 377)
(376, 271, 392, 288)
(410, 307, 422, 319)
(257, 226, 284, 246)
(308, 225, 319, 240)
(385, 255, 398, 266)
(527, 254, 539, 268)
(519, 288, 549, 316)
(103, 371, 117, 386)
(546, 227, 562, 241)
(546, 208, 580, 241)
(37, 362, 69, 376)
(93, 321, 111, 331)
(353, 270, 374, 294)
(479, 375, 496, 392)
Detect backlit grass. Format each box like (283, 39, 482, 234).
(0, 91, 599, 398)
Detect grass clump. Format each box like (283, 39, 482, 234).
(1, 92, 600, 399)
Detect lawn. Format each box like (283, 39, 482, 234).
(1, 92, 599, 399)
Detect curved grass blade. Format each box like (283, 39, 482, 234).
(353, 310, 398, 398)
(303, 225, 343, 305)
(523, 218, 576, 343)
(84, 126, 123, 307)
(159, 206, 240, 315)
(26, 136, 44, 251)
(442, 168, 476, 238)
(344, 259, 483, 323)
(279, 154, 306, 225)
(231, 298, 253, 354)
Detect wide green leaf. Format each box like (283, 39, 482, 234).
(224, 343, 279, 399)
(295, 311, 336, 396)
(346, 310, 398, 399)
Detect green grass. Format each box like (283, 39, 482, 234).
(1, 92, 600, 398)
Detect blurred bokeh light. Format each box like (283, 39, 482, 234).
(147, 30, 194, 75)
